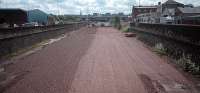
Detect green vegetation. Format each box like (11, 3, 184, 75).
(153, 43, 168, 56)
(121, 26, 130, 32)
(153, 48, 167, 56)
(111, 16, 121, 30)
(176, 54, 200, 75)
(152, 43, 200, 75)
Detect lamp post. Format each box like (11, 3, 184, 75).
(86, 2, 89, 27)
(139, 0, 140, 6)
(57, 0, 60, 15)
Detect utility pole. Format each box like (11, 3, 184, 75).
(128, 0, 134, 15)
(86, 2, 89, 27)
(0, 0, 1, 8)
(139, 0, 140, 6)
(56, 0, 62, 24)
(57, 0, 59, 15)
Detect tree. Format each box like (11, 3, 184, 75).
(112, 16, 121, 30)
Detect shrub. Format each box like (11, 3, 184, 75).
(177, 54, 200, 75)
(111, 16, 122, 30)
(153, 43, 167, 56)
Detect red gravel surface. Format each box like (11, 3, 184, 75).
(3, 27, 199, 93)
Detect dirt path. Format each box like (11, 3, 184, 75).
(3, 27, 198, 93)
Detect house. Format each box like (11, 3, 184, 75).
(132, 2, 164, 23)
(132, 0, 200, 25)
(160, 0, 184, 24)
(132, 6, 157, 19)
(93, 13, 99, 16)
(176, 7, 200, 17)
(136, 12, 160, 23)
(47, 15, 59, 25)
(162, 0, 184, 11)
(176, 7, 200, 24)
(160, 8, 175, 24)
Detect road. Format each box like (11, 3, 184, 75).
(3, 27, 198, 93)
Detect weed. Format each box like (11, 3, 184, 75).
(177, 54, 200, 75)
(153, 43, 167, 56)
(121, 26, 130, 32)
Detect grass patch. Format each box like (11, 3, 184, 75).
(152, 43, 167, 56)
(121, 26, 130, 32)
(176, 54, 200, 75)
(152, 43, 200, 75)
(153, 48, 167, 56)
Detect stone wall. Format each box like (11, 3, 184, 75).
(0, 23, 86, 59)
(130, 23, 200, 66)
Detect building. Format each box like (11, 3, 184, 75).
(28, 9, 49, 25)
(0, 8, 28, 27)
(132, 0, 200, 25)
(176, 7, 200, 24)
(0, 8, 52, 28)
(47, 15, 59, 25)
(161, 0, 184, 24)
(132, 0, 185, 24)
(81, 13, 128, 22)
(161, 1, 200, 24)
(162, 0, 184, 11)
(136, 12, 159, 23)
(105, 13, 111, 16)
(118, 13, 124, 16)
(176, 7, 200, 17)
(132, 6, 157, 20)
(93, 13, 99, 16)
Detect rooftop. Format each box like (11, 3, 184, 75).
(0, 8, 27, 12)
(133, 6, 157, 9)
(178, 7, 200, 14)
(163, 0, 184, 5)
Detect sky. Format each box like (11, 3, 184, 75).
(0, 0, 199, 15)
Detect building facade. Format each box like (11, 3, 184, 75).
(28, 9, 49, 25)
(132, 6, 157, 20)
(132, 0, 200, 25)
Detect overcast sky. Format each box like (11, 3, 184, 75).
(0, 0, 199, 15)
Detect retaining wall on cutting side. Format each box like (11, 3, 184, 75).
(130, 23, 200, 66)
(0, 23, 86, 59)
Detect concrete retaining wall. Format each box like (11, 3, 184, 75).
(0, 23, 86, 59)
(130, 23, 200, 66)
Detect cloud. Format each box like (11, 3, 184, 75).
(0, 0, 199, 15)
